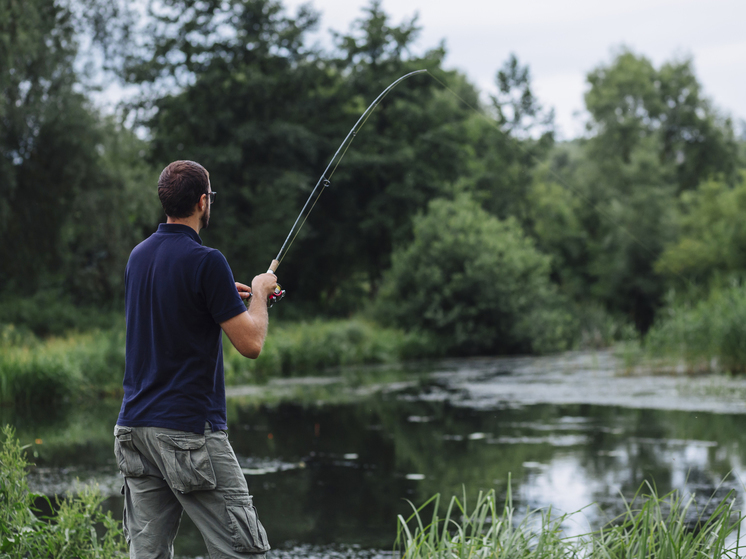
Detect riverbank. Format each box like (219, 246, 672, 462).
(0, 319, 434, 406)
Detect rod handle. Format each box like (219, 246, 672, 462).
(267, 259, 280, 274)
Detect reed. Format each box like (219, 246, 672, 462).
(645, 284, 746, 373)
(396, 481, 742, 558)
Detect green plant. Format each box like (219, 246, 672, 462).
(0, 326, 125, 406)
(0, 425, 127, 558)
(223, 319, 436, 384)
(396, 483, 576, 558)
(645, 283, 746, 373)
(375, 195, 577, 356)
(396, 481, 741, 558)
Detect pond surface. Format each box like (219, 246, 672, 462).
(8, 350, 746, 558)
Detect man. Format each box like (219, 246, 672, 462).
(114, 160, 277, 558)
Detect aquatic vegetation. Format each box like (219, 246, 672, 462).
(396, 481, 742, 558)
(0, 425, 127, 558)
(645, 284, 746, 374)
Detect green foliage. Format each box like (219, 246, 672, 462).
(0, 325, 125, 405)
(645, 283, 746, 373)
(396, 483, 740, 559)
(585, 48, 738, 191)
(0, 0, 160, 306)
(0, 291, 123, 338)
(656, 172, 746, 284)
(0, 316, 431, 403)
(0, 425, 127, 558)
(374, 195, 576, 355)
(224, 318, 435, 384)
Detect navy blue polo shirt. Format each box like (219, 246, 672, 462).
(117, 223, 247, 434)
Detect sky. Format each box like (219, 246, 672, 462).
(280, 0, 746, 139)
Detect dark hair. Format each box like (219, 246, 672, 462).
(157, 160, 210, 218)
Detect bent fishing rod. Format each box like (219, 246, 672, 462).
(251, 69, 428, 308)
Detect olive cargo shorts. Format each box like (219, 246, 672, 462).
(114, 424, 270, 558)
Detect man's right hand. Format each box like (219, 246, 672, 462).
(250, 273, 278, 302)
(220, 272, 277, 359)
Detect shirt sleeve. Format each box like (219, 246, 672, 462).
(198, 250, 248, 324)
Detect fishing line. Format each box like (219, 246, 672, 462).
(270, 69, 427, 272)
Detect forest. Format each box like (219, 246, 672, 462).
(2, 0, 746, 380)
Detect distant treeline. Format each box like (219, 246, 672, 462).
(2, 0, 745, 358)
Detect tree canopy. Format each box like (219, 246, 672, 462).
(2, 0, 744, 354)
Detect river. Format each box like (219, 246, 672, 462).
(7, 350, 746, 558)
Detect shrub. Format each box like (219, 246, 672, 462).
(374, 195, 577, 356)
(0, 291, 122, 338)
(0, 425, 127, 557)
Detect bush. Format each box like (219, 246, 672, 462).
(645, 283, 746, 373)
(0, 291, 122, 338)
(0, 425, 127, 557)
(374, 196, 577, 356)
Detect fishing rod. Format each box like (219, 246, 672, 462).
(251, 69, 428, 308)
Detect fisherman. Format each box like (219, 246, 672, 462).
(113, 160, 276, 558)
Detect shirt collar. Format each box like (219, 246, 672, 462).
(157, 223, 203, 245)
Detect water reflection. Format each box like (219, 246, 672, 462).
(7, 351, 746, 557)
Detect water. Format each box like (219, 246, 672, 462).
(8, 350, 746, 557)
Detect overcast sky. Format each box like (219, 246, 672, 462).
(281, 0, 746, 139)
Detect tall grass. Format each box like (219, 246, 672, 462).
(224, 319, 436, 384)
(645, 284, 746, 373)
(396, 481, 742, 558)
(0, 325, 125, 405)
(1, 318, 435, 404)
(0, 425, 127, 558)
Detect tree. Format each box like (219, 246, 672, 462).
(374, 195, 576, 355)
(655, 172, 746, 285)
(585, 49, 738, 192)
(0, 0, 159, 305)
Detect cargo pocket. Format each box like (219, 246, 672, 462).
(114, 425, 146, 477)
(156, 432, 216, 493)
(225, 493, 271, 553)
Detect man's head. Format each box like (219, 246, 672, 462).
(158, 161, 212, 229)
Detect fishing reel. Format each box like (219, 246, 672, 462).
(267, 284, 285, 308)
(245, 284, 285, 309)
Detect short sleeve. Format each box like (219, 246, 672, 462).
(198, 250, 248, 324)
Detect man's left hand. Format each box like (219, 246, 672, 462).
(235, 282, 252, 300)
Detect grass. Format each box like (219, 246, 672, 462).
(0, 325, 125, 405)
(224, 318, 436, 384)
(0, 318, 435, 405)
(644, 284, 746, 374)
(396, 479, 742, 558)
(0, 425, 127, 558)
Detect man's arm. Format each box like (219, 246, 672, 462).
(220, 273, 277, 359)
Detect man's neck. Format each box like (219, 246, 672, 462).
(167, 215, 201, 234)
